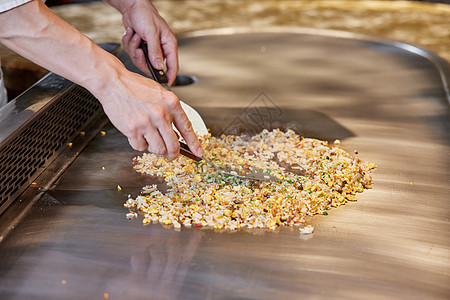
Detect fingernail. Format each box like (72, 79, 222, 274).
(154, 58, 164, 70)
(123, 27, 132, 36)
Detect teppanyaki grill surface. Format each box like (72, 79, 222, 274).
(0, 29, 449, 299)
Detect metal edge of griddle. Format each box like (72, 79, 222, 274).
(177, 27, 450, 104)
(0, 43, 121, 145)
(0, 113, 108, 243)
(0, 43, 122, 242)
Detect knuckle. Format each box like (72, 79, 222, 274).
(164, 94, 180, 109)
(169, 35, 178, 46)
(135, 145, 146, 152)
(128, 138, 145, 152)
(125, 123, 138, 136)
(183, 120, 193, 132)
(176, 113, 194, 134)
(166, 151, 179, 161)
(170, 143, 180, 154)
(149, 106, 167, 124)
(129, 55, 138, 64)
(167, 144, 180, 160)
(166, 154, 178, 161)
(154, 148, 165, 156)
(126, 118, 147, 134)
(150, 143, 165, 155)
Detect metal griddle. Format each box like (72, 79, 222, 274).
(0, 28, 449, 299)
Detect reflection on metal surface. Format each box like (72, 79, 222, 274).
(203, 106, 355, 142)
(0, 29, 449, 299)
(219, 91, 355, 140)
(179, 27, 450, 104)
(222, 91, 283, 136)
(105, 229, 203, 299)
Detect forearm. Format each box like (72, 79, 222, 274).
(0, 0, 200, 159)
(0, 0, 124, 101)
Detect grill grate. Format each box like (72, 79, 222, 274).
(0, 85, 103, 214)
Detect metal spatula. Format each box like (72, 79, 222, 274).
(179, 142, 277, 181)
(140, 41, 276, 181)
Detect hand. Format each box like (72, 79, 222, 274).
(99, 69, 203, 160)
(119, 0, 178, 86)
(104, 230, 203, 299)
(0, 0, 198, 159)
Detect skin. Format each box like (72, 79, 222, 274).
(0, 0, 203, 160)
(106, 0, 179, 85)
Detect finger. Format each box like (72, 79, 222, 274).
(122, 30, 146, 73)
(161, 35, 178, 86)
(128, 136, 147, 152)
(157, 125, 180, 161)
(144, 33, 164, 70)
(129, 32, 142, 55)
(134, 48, 152, 77)
(164, 47, 178, 86)
(148, 95, 181, 160)
(152, 94, 186, 160)
(122, 30, 141, 67)
(122, 27, 133, 50)
(173, 129, 180, 140)
(143, 127, 167, 156)
(130, 248, 151, 276)
(147, 246, 167, 282)
(170, 104, 203, 157)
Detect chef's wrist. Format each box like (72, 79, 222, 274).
(81, 53, 125, 104)
(104, 0, 142, 15)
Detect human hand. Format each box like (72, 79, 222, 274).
(0, 0, 194, 159)
(119, 0, 178, 86)
(98, 69, 202, 160)
(104, 229, 203, 299)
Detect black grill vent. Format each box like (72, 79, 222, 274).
(0, 85, 103, 214)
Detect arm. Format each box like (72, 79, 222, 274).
(105, 0, 179, 86)
(0, 0, 202, 159)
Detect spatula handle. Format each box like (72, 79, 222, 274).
(139, 40, 199, 162)
(179, 142, 202, 162)
(139, 40, 169, 85)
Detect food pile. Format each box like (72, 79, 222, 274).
(125, 129, 376, 231)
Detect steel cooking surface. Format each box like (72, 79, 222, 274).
(0, 29, 449, 299)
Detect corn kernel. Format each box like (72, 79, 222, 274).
(123, 129, 375, 231)
(214, 223, 223, 229)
